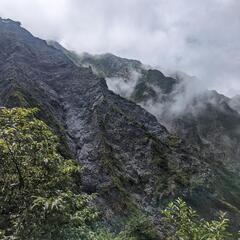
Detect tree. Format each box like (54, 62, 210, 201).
(0, 108, 98, 239)
(161, 198, 231, 240)
(0, 108, 237, 240)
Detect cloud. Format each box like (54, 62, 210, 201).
(106, 70, 141, 99)
(137, 72, 207, 124)
(0, 0, 240, 96)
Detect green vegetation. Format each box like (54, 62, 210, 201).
(0, 108, 98, 239)
(161, 198, 232, 240)
(90, 212, 159, 240)
(0, 107, 159, 240)
(0, 107, 239, 239)
(3, 84, 72, 159)
(166, 135, 181, 148)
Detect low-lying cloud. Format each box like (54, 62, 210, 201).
(0, 0, 240, 96)
(138, 72, 207, 121)
(106, 70, 141, 99)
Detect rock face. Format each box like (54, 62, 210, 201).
(1, 18, 240, 232)
(71, 51, 240, 172)
(63, 49, 240, 228)
(0, 18, 203, 222)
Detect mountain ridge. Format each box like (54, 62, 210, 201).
(62, 48, 240, 172)
(1, 18, 240, 234)
(50, 42, 240, 228)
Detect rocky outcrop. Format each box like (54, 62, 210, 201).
(0, 18, 206, 225)
(63, 50, 240, 229)
(71, 51, 240, 171)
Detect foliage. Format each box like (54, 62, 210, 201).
(0, 107, 238, 240)
(119, 212, 159, 240)
(92, 212, 159, 240)
(0, 108, 98, 239)
(161, 198, 232, 240)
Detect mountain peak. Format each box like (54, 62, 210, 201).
(0, 17, 21, 26)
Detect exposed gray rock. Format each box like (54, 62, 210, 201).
(60, 48, 240, 229)
(0, 18, 203, 219)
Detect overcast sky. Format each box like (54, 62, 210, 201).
(0, 0, 240, 96)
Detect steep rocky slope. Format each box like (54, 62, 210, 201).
(69, 51, 240, 172)
(1, 18, 240, 234)
(0, 18, 207, 228)
(58, 49, 240, 227)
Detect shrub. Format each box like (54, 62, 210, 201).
(0, 108, 98, 239)
(161, 198, 231, 240)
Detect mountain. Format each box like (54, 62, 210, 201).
(1, 18, 240, 235)
(55, 48, 240, 228)
(230, 95, 240, 114)
(68, 51, 240, 171)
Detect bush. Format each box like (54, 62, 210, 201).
(0, 108, 237, 240)
(161, 198, 232, 240)
(0, 108, 99, 239)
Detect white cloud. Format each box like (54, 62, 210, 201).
(0, 0, 240, 96)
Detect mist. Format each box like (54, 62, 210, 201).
(0, 0, 240, 96)
(139, 72, 207, 120)
(106, 70, 141, 99)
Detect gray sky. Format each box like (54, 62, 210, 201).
(1, 0, 240, 96)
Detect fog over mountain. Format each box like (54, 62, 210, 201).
(1, 0, 240, 96)
(1, 12, 240, 238)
